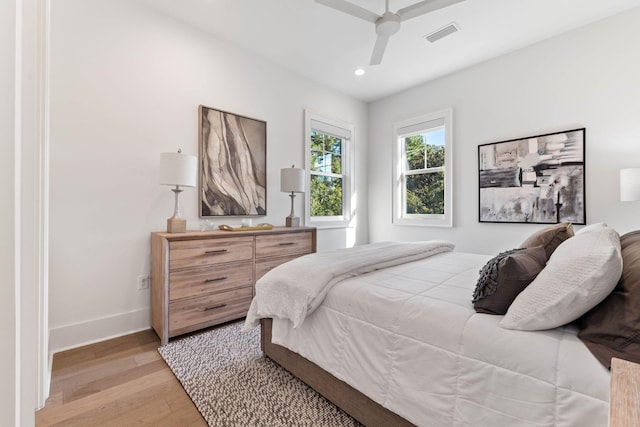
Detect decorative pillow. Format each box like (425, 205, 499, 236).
(472, 246, 547, 315)
(520, 222, 574, 259)
(578, 230, 640, 368)
(501, 223, 622, 331)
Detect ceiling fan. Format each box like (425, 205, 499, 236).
(316, 0, 465, 65)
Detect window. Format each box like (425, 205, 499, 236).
(304, 110, 353, 228)
(393, 109, 453, 227)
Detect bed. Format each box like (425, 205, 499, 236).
(245, 224, 640, 427)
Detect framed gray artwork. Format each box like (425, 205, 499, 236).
(478, 128, 585, 224)
(199, 105, 267, 216)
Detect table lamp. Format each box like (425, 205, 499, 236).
(160, 149, 197, 233)
(281, 165, 305, 227)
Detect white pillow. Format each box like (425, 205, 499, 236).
(500, 223, 622, 331)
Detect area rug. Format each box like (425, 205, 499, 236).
(158, 321, 362, 427)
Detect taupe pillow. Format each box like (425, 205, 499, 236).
(520, 222, 574, 259)
(473, 246, 547, 315)
(578, 230, 640, 369)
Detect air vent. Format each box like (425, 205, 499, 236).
(424, 22, 460, 43)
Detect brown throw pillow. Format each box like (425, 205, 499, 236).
(473, 246, 547, 315)
(578, 230, 640, 369)
(520, 222, 574, 259)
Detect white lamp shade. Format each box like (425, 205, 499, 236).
(620, 168, 640, 201)
(281, 167, 305, 193)
(160, 152, 197, 187)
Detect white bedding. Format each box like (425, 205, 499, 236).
(245, 240, 454, 329)
(265, 251, 611, 427)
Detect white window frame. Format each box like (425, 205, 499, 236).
(304, 110, 354, 229)
(392, 108, 453, 227)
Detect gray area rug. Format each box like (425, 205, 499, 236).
(158, 321, 362, 427)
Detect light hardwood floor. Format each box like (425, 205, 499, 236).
(35, 329, 207, 426)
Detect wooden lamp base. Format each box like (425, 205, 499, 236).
(285, 216, 300, 227)
(167, 216, 186, 233)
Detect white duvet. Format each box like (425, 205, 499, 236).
(244, 240, 454, 329)
(255, 249, 610, 427)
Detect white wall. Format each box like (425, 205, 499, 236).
(1, 0, 18, 422)
(368, 7, 640, 254)
(49, 0, 369, 351)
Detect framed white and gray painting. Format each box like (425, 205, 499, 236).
(198, 105, 267, 217)
(478, 128, 585, 224)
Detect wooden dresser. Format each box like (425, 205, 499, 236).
(151, 226, 316, 345)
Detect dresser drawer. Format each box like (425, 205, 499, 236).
(255, 232, 313, 259)
(169, 236, 253, 270)
(168, 286, 253, 337)
(255, 254, 304, 282)
(169, 261, 253, 301)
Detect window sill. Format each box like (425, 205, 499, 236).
(392, 218, 452, 228)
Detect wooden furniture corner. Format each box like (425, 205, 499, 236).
(610, 357, 640, 427)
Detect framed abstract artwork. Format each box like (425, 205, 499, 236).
(198, 105, 267, 217)
(478, 128, 586, 224)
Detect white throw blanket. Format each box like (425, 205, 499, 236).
(243, 240, 454, 330)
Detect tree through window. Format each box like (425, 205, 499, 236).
(403, 130, 445, 214)
(310, 131, 343, 216)
(393, 109, 453, 227)
(305, 111, 353, 228)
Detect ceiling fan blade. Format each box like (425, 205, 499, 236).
(397, 0, 465, 22)
(315, 0, 380, 23)
(370, 35, 389, 65)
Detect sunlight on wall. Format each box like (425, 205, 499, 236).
(345, 226, 356, 247)
(346, 189, 358, 247)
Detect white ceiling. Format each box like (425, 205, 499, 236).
(139, 0, 640, 102)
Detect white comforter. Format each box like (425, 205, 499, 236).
(244, 240, 454, 329)
(263, 250, 611, 427)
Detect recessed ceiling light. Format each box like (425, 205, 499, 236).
(354, 68, 366, 76)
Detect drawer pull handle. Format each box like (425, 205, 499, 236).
(279, 242, 295, 246)
(203, 303, 227, 311)
(204, 249, 228, 255)
(205, 277, 228, 283)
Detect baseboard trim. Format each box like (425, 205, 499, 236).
(49, 308, 152, 354)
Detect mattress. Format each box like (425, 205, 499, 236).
(269, 251, 610, 427)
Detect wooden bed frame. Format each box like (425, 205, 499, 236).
(260, 318, 414, 427)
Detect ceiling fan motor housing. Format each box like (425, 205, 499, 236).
(376, 12, 401, 37)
